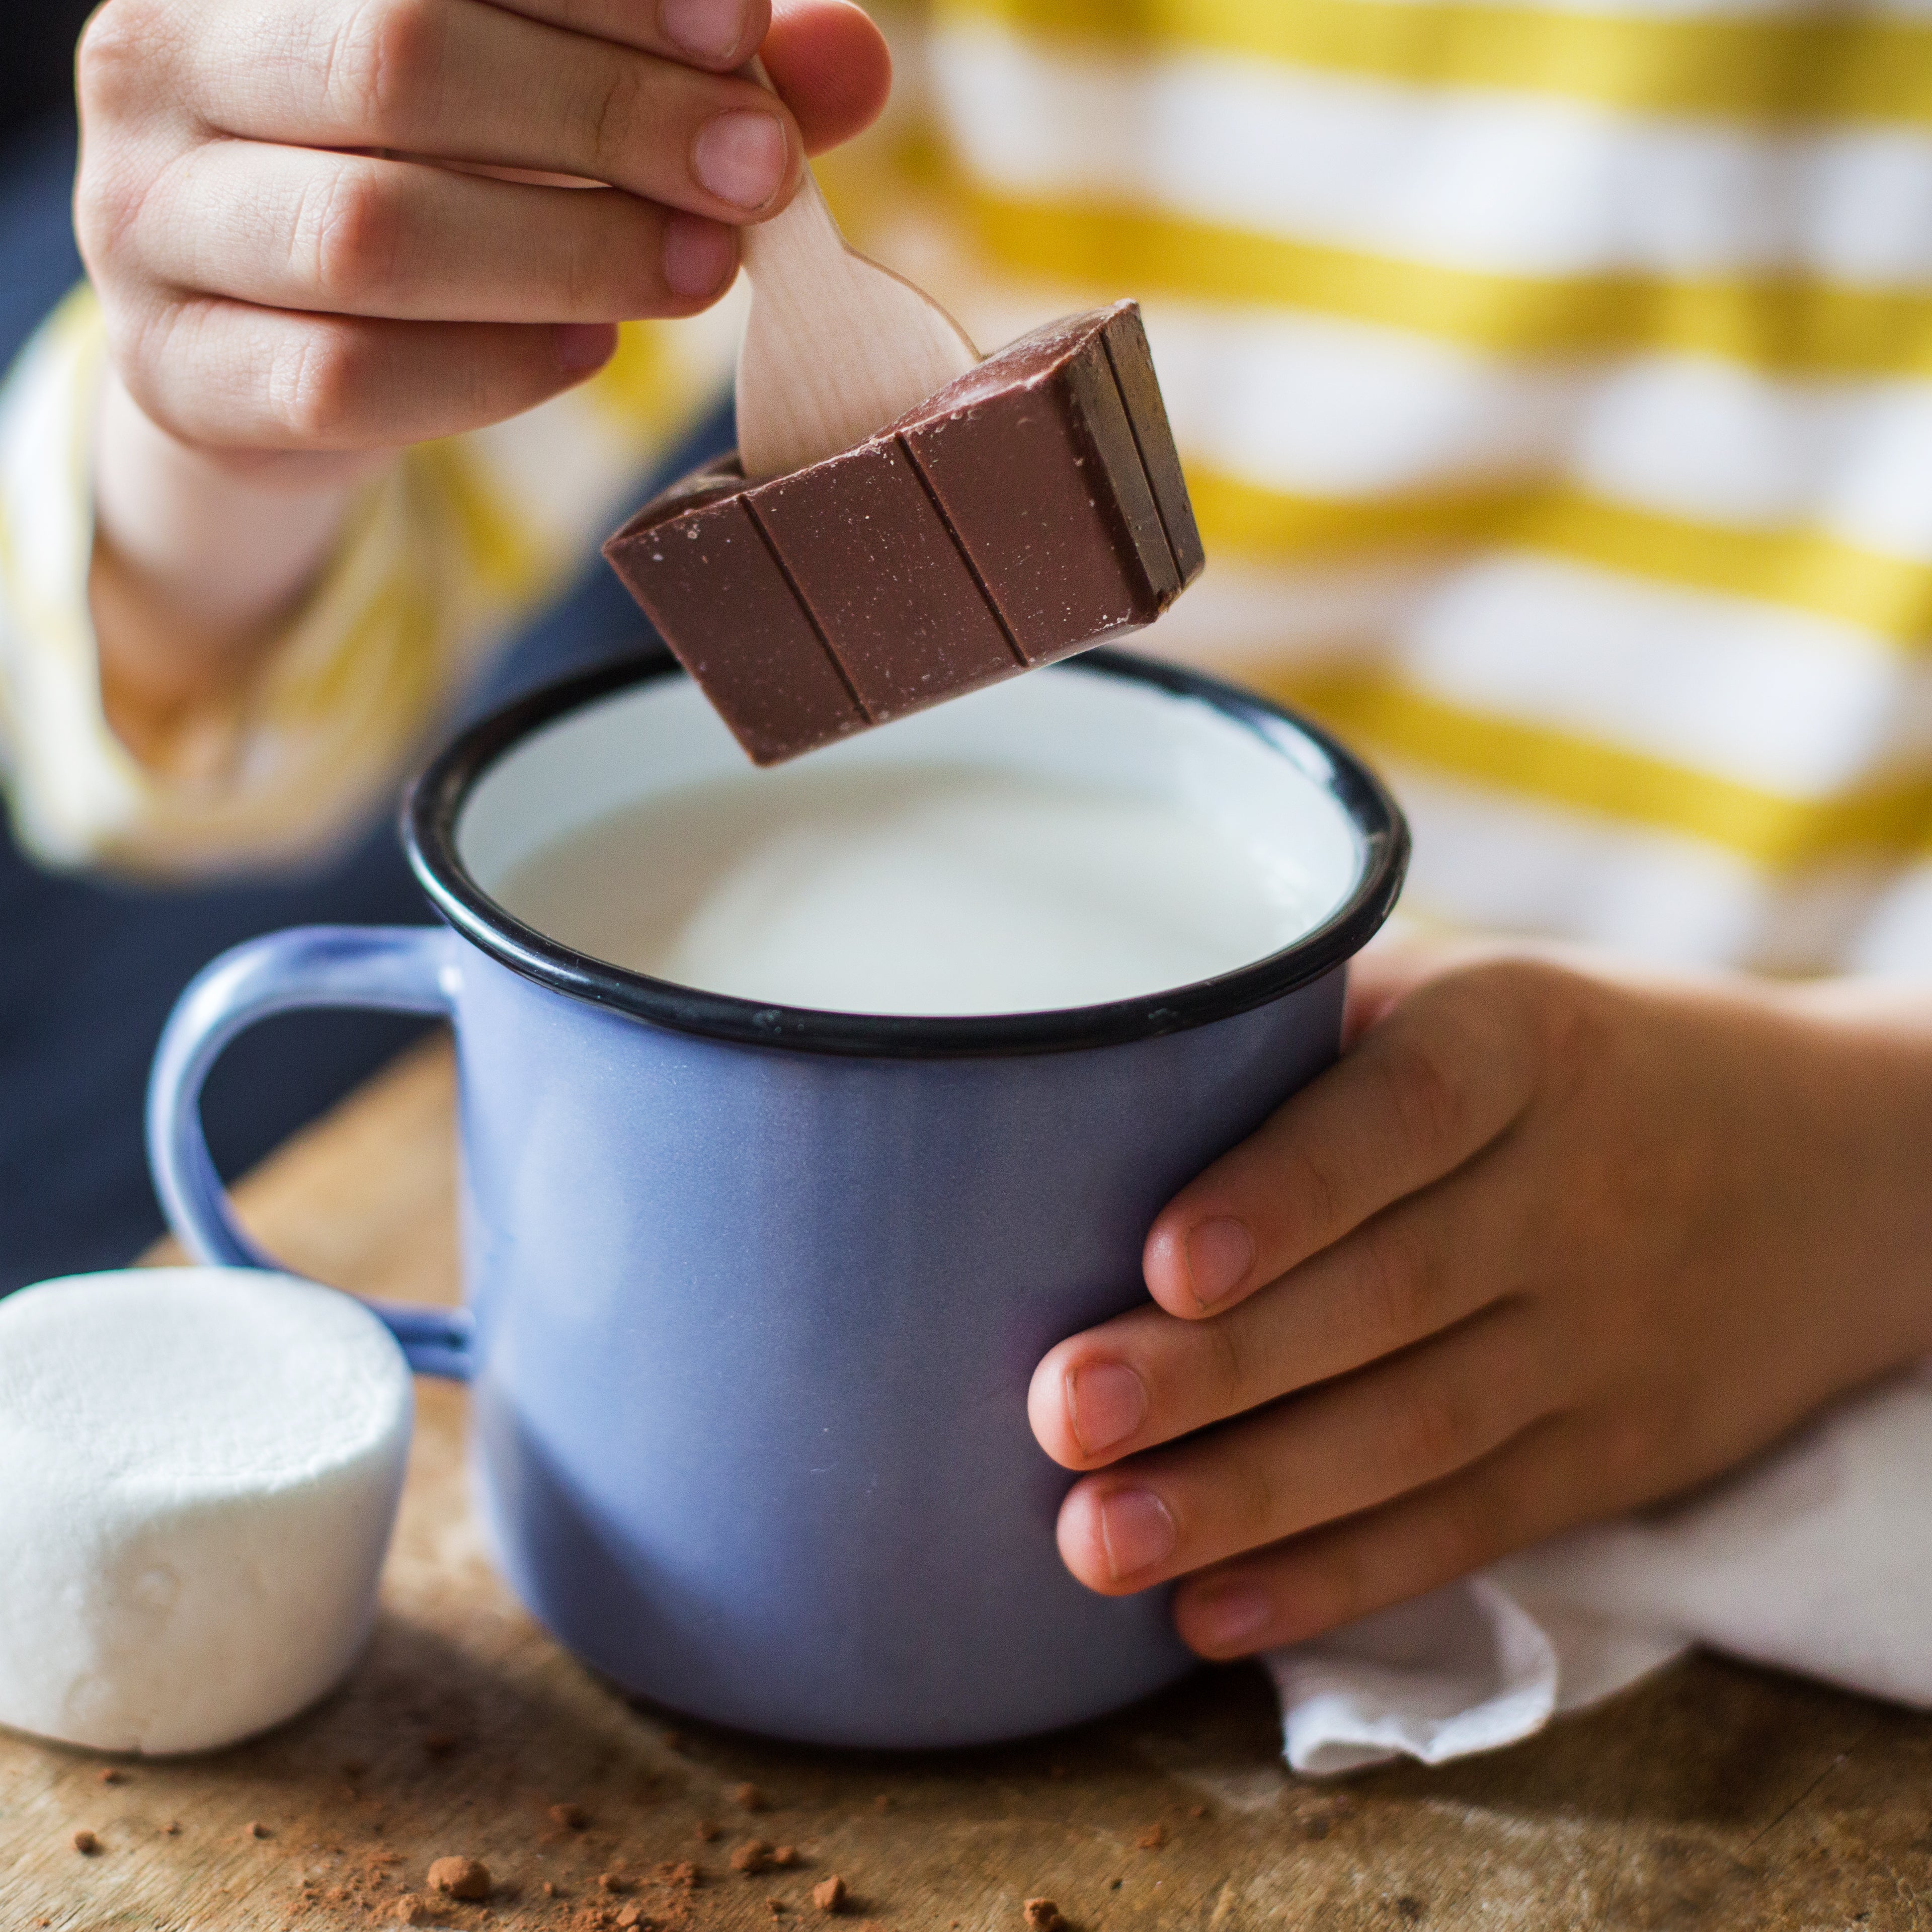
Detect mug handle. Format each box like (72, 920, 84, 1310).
(146, 925, 473, 1380)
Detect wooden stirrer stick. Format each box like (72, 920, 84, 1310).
(735, 66, 979, 481)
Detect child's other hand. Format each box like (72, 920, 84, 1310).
(1028, 941, 1932, 1657)
(74, 0, 890, 471)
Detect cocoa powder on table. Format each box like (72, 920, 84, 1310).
(428, 1855, 493, 1900)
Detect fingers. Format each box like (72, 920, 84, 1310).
(166, 0, 805, 220)
(136, 144, 736, 320)
(119, 298, 618, 453)
(1170, 1417, 1599, 1657)
(1054, 1301, 1550, 1596)
(1143, 960, 1550, 1319)
(1031, 1154, 1518, 1472)
(763, 0, 894, 153)
(489, 0, 771, 67)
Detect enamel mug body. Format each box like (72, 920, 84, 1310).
(149, 652, 1406, 1747)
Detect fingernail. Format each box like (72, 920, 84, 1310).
(1185, 1217, 1254, 1310)
(553, 322, 617, 373)
(1067, 1362, 1147, 1458)
(693, 110, 788, 210)
(661, 0, 745, 60)
(1097, 1489, 1175, 1582)
(662, 214, 736, 298)
(1189, 1582, 1273, 1654)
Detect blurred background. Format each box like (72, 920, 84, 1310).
(3, 0, 92, 147)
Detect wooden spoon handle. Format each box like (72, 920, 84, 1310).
(737, 154, 847, 282)
(734, 61, 978, 479)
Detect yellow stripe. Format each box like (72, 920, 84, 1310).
(409, 440, 552, 606)
(964, 190, 1932, 378)
(945, 0, 1932, 130)
(1528, 491, 1932, 646)
(1188, 471, 1516, 560)
(1191, 471, 1932, 648)
(1272, 668, 1932, 865)
(585, 320, 682, 437)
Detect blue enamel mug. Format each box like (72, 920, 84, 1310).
(148, 650, 1406, 1748)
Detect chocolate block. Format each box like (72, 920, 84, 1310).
(753, 438, 1018, 719)
(603, 300, 1203, 765)
(604, 458, 866, 765)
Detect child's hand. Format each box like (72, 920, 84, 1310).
(1029, 941, 1932, 1657)
(69, 0, 890, 759)
(75, 0, 890, 469)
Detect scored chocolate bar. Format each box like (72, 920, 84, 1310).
(602, 300, 1205, 766)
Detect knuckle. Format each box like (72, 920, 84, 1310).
(1423, 1481, 1506, 1580)
(326, 0, 447, 135)
(590, 205, 667, 314)
(1590, 1408, 1659, 1502)
(562, 218, 626, 315)
(73, 158, 144, 273)
(1351, 1211, 1436, 1342)
(1471, 957, 1596, 1096)
(1278, 1141, 1344, 1246)
(104, 297, 190, 431)
(1388, 1375, 1476, 1480)
(265, 321, 367, 443)
(1225, 1447, 1279, 1551)
(1375, 1026, 1469, 1164)
(1302, 1531, 1372, 1632)
(1203, 1316, 1250, 1415)
(581, 61, 649, 180)
(76, 0, 169, 118)
(296, 160, 401, 307)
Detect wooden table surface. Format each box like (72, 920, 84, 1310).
(5, 1036, 1932, 1931)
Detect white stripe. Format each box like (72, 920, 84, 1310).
(1141, 303, 1580, 498)
(1397, 553, 1917, 794)
(1398, 771, 1930, 977)
(934, 22, 1932, 283)
(1387, 766, 1769, 962)
(1572, 358, 1932, 558)
(1132, 558, 1445, 665)
(1849, 861, 1932, 973)
(1753, 859, 1926, 973)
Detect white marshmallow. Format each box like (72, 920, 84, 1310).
(0, 1267, 413, 1754)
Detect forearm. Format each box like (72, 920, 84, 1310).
(89, 370, 370, 768)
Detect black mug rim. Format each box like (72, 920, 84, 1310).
(404, 650, 1410, 1060)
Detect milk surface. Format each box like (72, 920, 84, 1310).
(494, 763, 1334, 1016)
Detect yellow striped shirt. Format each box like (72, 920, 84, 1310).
(4, 0, 1932, 971)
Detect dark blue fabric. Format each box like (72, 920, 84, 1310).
(0, 2, 95, 154)
(0, 113, 728, 1290)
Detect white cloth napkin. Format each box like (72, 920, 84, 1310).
(1263, 1361, 1932, 1775)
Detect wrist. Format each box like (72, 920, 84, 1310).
(90, 370, 383, 767)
